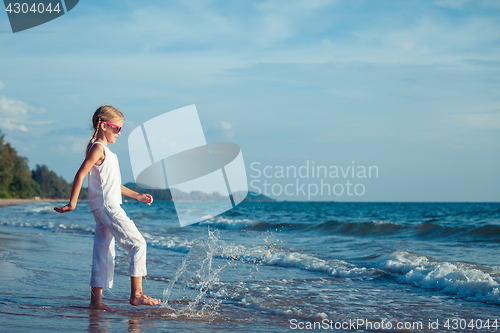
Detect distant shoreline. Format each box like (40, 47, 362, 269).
(0, 199, 62, 207)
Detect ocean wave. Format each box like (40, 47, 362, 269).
(198, 217, 500, 242)
(197, 217, 406, 236)
(316, 220, 500, 242)
(263, 250, 379, 278)
(220, 242, 380, 278)
(198, 217, 268, 230)
(414, 222, 500, 241)
(0, 220, 94, 234)
(143, 233, 193, 254)
(315, 220, 407, 236)
(144, 232, 380, 279)
(376, 250, 500, 304)
(21, 204, 60, 215)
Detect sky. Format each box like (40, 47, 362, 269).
(0, 0, 499, 201)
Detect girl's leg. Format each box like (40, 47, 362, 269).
(93, 206, 160, 306)
(89, 287, 114, 311)
(89, 214, 115, 310)
(90, 217, 115, 288)
(130, 277, 161, 306)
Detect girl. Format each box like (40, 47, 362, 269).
(54, 105, 160, 310)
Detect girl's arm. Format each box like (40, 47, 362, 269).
(54, 145, 104, 213)
(121, 185, 153, 206)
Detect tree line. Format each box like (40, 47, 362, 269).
(0, 132, 88, 200)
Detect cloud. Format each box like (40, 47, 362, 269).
(463, 113, 500, 130)
(0, 81, 4, 90)
(221, 121, 232, 130)
(3, 0, 498, 89)
(413, 102, 500, 149)
(104, 0, 500, 69)
(459, 107, 500, 130)
(220, 121, 234, 138)
(436, 0, 500, 9)
(71, 136, 87, 154)
(0, 96, 30, 132)
(435, 0, 469, 9)
(58, 0, 336, 55)
(0, 96, 46, 132)
(205, 120, 235, 139)
(254, 0, 334, 44)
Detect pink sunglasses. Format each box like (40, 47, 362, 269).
(102, 121, 122, 134)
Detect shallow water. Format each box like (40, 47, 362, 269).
(0, 201, 499, 332)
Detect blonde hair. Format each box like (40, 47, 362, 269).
(85, 104, 124, 156)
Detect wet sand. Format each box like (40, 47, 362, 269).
(0, 199, 61, 207)
(0, 223, 252, 333)
(0, 199, 38, 207)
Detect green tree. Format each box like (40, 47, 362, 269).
(10, 154, 38, 198)
(0, 130, 83, 199)
(0, 131, 39, 198)
(0, 133, 15, 197)
(31, 164, 71, 199)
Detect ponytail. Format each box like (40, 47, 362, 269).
(85, 118, 101, 156)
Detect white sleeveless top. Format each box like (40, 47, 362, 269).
(88, 142, 122, 211)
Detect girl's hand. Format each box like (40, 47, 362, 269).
(137, 193, 153, 206)
(54, 203, 76, 213)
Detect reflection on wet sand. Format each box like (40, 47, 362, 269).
(87, 311, 112, 333)
(127, 319, 141, 333)
(88, 308, 168, 333)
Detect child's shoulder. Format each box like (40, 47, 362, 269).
(87, 142, 107, 166)
(88, 141, 107, 157)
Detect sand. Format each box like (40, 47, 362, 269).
(0, 199, 59, 207)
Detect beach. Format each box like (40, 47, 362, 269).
(0, 199, 40, 207)
(1, 201, 499, 332)
(0, 199, 61, 207)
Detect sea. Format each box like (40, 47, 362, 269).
(0, 201, 499, 332)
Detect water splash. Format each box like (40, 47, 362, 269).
(160, 226, 293, 317)
(161, 228, 227, 317)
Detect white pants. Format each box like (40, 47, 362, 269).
(90, 205, 147, 288)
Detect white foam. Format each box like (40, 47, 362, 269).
(311, 312, 328, 319)
(211, 237, 378, 278)
(143, 233, 193, 253)
(376, 250, 500, 304)
(198, 216, 263, 229)
(263, 250, 376, 278)
(144, 232, 377, 279)
(0, 220, 94, 233)
(24, 205, 57, 214)
(373, 220, 396, 225)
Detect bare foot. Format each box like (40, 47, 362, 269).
(130, 293, 161, 306)
(89, 302, 115, 311)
